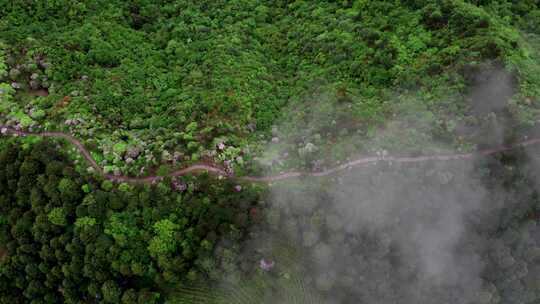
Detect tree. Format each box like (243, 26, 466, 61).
(121, 289, 138, 304)
(101, 280, 121, 303)
(148, 218, 179, 258)
(47, 207, 67, 226)
(58, 178, 81, 203)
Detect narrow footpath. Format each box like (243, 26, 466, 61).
(2, 126, 539, 184)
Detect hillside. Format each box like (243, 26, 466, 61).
(0, 1, 539, 303)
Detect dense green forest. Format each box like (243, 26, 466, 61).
(0, 140, 260, 303)
(1, 0, 540, 303)
(1, 0, 540, 175)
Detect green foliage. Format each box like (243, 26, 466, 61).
(169, 237, 324, 304)
(58, 177, 79, 194)
(2, 0, 538, 175)
(0, 140, 258, 303)
(102, 280, 121, 303)
(148, 218, 180, 257)
(101, 179, 113, 191)
(113, 141, 128, 154)
(0, 43, 6, 76)
(47, 207, 67, 226)
(105, 212, 139, 247)
(1, 2, 540, 303)
(74, 216, 96, 228)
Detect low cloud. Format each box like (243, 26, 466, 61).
(219, 66, 540, 304)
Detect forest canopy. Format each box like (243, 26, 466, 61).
(1, 1, 540, 303)
(0, 140, 259, 303)
(1, 0, 540, 178)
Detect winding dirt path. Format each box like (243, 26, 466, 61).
(2, 125, 540, 184)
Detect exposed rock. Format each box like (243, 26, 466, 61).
(161, 150, 172, 162)
(311, 159, 324, 171)
(38, 61, 50, 69)
(65, 119, 79, 126)
(127, 147, 141, 159)
(172, 180, 187, 192)
(173, 151, 184, 161)
(29, 80, 40, 90)
(298, 142, 317, 157)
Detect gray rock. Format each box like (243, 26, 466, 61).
(173, 151, 184, 161)
(127, 147, 141, 159)
(161, 150, 172, 162)
(172, 180, 187, 192)
(29, 80, 40, 90)
(298, 142, 317, 157)
(38, 61, 50, 69)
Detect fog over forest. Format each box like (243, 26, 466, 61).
(1, 2, 539, 303)
(230, 69, 540, 304)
